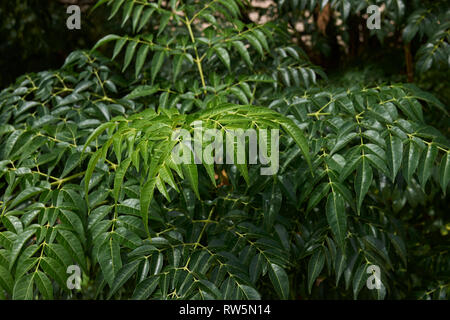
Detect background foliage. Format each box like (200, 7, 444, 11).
(0, 0, 448, 300)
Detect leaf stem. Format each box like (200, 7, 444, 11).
(185, 18, 206, 92)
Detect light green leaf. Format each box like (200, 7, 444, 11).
(244, 34, 263, 56)
(308, 249, 325, 294)
(108, 259, 141, 299)
(112, 38, 127, 60)
(35, 270, 54, 300)
(439, 153, 450, 193)
(98, 237, 122, 287)
(232, 40, 252, 67)
(140, 177, 157, 236)
(355, 157, 373, 214)
(125, 85, 159, 99)
(0, 265, 14, 294)
(386, 134, 403, 181)
(9, 187, 44, 210)
(84, 149, 102, 199)
(341, 153, 362, 181)
(12, 274, 34, 300)
(279, 118, 312, 173)
(198, 280, 223, 299)
(388, 233, 407, 266)
(57, 230, 87, 272)
(151, 51, 166, 84)
(239, 284, 261, 300)
(307, 182, 330, 212)
(123, 41, 139, 72)
(91, 34, 121, 52)
(83, 122, 115, 153)
(135, 44, 150, 78)
(334, 250, 346, 287)
(418, 143, 438, 188)
(40, 257, 67, 289)
(9, 229, 36, 270)
(121, 1, 134, 26)
(132, 5, 144, 33)
(132, 275, 160, 300)
(182, 164, 200, 199)
(108, 0, 125, 20)
(114, 158, 132, 203)
(268, 263, 289, 300)
(137, 8, 155, 33)
(326, 191, 347, 248)
(214, 47, 230, 71)
(403, 140, 421, 184)
(352, 263, 368, 299)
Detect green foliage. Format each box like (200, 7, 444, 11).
(275, 0, 450, 72)
(0, 0, 119, 88)
(0, 0, 448, 300)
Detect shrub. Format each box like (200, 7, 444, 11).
(0, 0, 448, 300)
